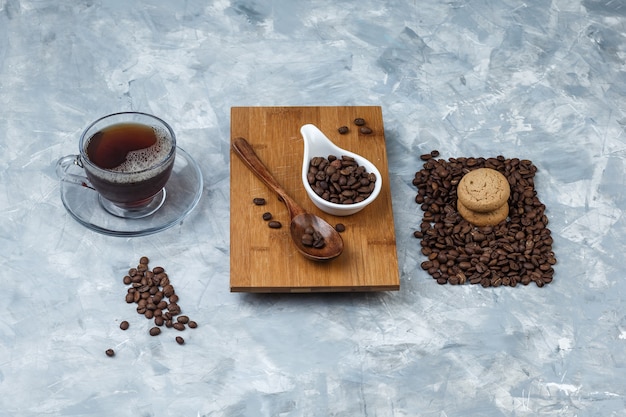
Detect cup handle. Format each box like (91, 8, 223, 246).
(56, 155, 95, 190)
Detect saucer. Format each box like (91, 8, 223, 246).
(59, 147, 203, 237)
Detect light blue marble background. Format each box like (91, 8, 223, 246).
(1, 0, 625, 416)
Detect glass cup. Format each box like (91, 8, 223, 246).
(56, 112, 177, 219)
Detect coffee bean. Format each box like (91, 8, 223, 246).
(139, 256, 149, 265)
(359, 126, 372, 135)
(430, 150, 440, 158)
(335, 223, 346, 232)
(354, 118, 366, 126)
(163, 284, 174, 298)
(105, 348, 115, 357)
(268, 221, 282, 229)
(176, 336, 185, 345)
(120, 321, 129, 330)
(413, 156, 555, 287)
(173, 322, 185, 331)
(188, 321, 197, 329)
(149, 327, 161, 336)
(253, 197, 266, 205)
(338, 126, 349, 134)
(168, 303, 181, 316)
(262, 212, 272, 221)
(177, 315, 189, 324)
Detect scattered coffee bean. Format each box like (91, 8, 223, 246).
(262, 212, 272, 221)
(307, 155, 377, 204)
(354, 118, 366, 126)
(338, 126, 349, 134)
(176, 336, 185, 345)
(430, 150, 440, 158)
(420, 153, 433, 161)
(335, 223, 346, 232)
(177, 315, 189, 324)
(120, 321, 129, 330)
(359, 126, 372, 135)
(149, 327, 161, 336)
(105, 348, 115, 357)
(253, 197, 266, 205)
(188, 321, 197, 329)
(139, 256, 149, 265)
(173, 322, 186, 331)
(413, 156, 556, 287)
(268, 221, 282, 229)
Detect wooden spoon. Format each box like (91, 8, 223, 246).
(232, 137, 344, 261)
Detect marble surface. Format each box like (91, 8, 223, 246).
(1, 0, 625, 415)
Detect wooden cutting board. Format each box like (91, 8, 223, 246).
(230, 106, 399, 292)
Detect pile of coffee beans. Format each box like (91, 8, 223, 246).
(307, 155, 377, 204)
(301, 226, 325, 248)
(121, 257, 196, 340)
(412, 154, 556, 287)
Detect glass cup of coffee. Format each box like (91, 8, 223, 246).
(57, 112, 177, 219)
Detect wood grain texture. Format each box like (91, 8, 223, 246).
(230, 106, 399, 292)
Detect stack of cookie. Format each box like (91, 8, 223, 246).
(456, 168, 510, 226)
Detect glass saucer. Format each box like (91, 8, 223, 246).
(59, 147, 203, 237)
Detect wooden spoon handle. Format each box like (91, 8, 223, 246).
(232, 137, 306, 218)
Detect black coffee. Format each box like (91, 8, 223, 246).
(84, 123, 174, 206)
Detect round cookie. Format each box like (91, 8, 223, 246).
(457, 168, 510, 213)
(457, 200, 509, 227)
